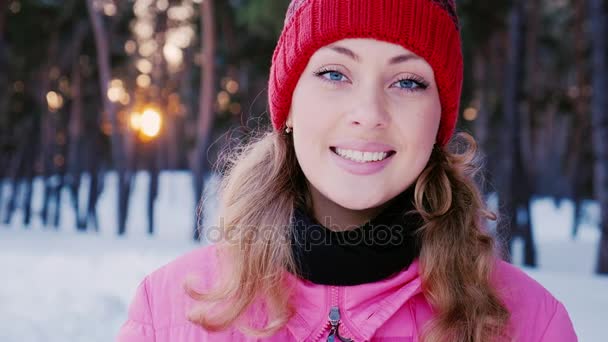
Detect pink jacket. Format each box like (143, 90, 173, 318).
(117, 244, 577, 341)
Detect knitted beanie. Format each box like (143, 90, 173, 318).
(268, 0, 463, 147)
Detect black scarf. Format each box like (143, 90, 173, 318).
(289, 186, 423, 286)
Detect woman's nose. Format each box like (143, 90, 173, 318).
(347, 88, 391, 129)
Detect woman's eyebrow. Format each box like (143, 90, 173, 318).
(322, 44, 422, 64)
(323, 45, 360, 62)
(388, 53, 422, 65)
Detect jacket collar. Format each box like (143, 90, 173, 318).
(284, 259, 424, 341)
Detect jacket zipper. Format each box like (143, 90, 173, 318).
(312, 286, 356, 342)
(327, 306, 354, 342)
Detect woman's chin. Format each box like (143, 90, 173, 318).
(328, 191, 389, 211)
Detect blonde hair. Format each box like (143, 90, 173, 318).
(185, 130, 511, 341)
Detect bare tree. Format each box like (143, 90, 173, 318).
(497, 0, 526, 262)
(2, 119, 37, 226)
(0, 0, 9, 217)
(86, 0, 132, 235)
(36, 31, 60, 228)
(497, 0, 536, 266)
(472, 48, 491, 156)
(0, 0, 6, 44)
(192, 0, 217, 241)
(68, 54, 85, 230)
(589, 0, 608, 274)
(0, 0, 8, 129)
(511, 0, 544, 267)
(567, 0, 592, 238)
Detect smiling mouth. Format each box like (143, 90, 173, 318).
(330, 147, 396, 163)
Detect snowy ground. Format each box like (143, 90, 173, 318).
(1, 172, 606, 341)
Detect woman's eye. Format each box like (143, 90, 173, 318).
(394, 78, 426, 91)
(316, 70, 348, 82)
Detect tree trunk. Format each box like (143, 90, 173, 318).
(167, 47, 192, 169)
(147, 140, 159, 235)
(85, 135, 102, 232)
(52, 174, 64, 228)
(68, 58, 85, 230)
(589, 0, 608, 274)
(22, 177, 33, 226)
(2, 120, 31, 226)
(497, 0, 525, 261)
(483, 33, 507, 186)
(520, 198, 536, 266)
(0, 0, 6, 38)
(568, 0, 591, 239)
(511, 0, 543, 267)
(471, 42, 495, 221)
(472, 48, 490, 154)
(86, 0, 131, 235)
(0, 0, 7, 131)
(192, 0, 217, 241)
(36, 33, 58, 228)
(2, 180, 17, 225)
(22, 118, 40, 227)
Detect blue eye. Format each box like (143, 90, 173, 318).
(327, 71, 344, 81)
(314, 68, 429, 92)
(394, 77, 428, 92)
(315, 69, 347, 82)
(398, 79, 418, 89)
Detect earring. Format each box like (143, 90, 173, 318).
(285, 126, 292, 134)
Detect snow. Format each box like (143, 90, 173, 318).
(524, 268, 608, 341)
(0, 172, 606, 341)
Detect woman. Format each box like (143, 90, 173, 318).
(117, 0, 577, 341)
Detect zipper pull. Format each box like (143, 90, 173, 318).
(327, 306, 354, 342)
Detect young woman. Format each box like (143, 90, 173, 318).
(117, 0, 577, 341)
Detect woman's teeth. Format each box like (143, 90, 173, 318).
(334, 148, 390, 163)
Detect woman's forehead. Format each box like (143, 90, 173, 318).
(310, 38, 424, 66)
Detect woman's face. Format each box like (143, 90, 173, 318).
(287, 38, 441, 213)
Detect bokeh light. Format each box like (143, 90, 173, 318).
(46, 91, 64, 111)
(140, 108, 162, 138)
(137, 74, 152, 88)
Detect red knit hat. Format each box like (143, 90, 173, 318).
(268, 0, 463, 147)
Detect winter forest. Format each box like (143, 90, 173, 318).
(0, 0, 607, 341)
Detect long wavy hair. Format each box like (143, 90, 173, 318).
(185, 130, 511, 342)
